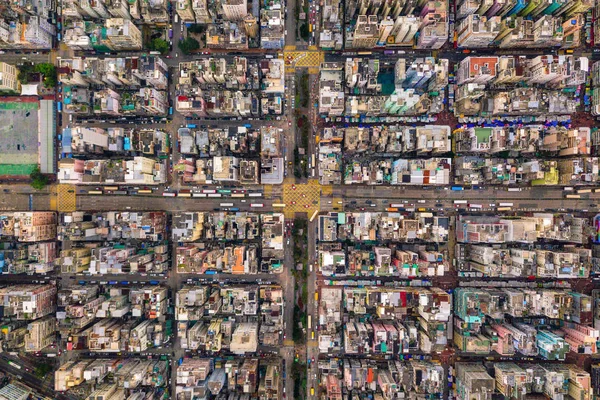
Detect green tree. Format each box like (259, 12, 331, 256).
(34, 363, 52, 379)
(17, 63, 34, 84)
(299, 23, 309, 41)
(178, 37, 200, 54)
(187, 24, 206, 34)
(35, 63, 57, 88)
(30, 167, 49, 190)
(149, 38, 169, 54)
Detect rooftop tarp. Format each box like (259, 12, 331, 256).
(20, 84, 39, 96)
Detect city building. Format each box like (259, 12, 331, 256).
(0, 62, 20, 93)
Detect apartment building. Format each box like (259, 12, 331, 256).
(0, 212, 57, 242)
(0, 284, 57, 320)
(105, 18, 142, 50)
(24, 315, 56, 352)
(0, 62, 20, 93)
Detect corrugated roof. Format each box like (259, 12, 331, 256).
(39, 100, 55, 174)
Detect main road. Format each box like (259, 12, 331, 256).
(1, 185, 597, 213)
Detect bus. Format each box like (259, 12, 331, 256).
(250, 203, 264, 208)
(499, 202, 514, 207)
(57, 102, 62, 112)
(207, 193, 222, 198)
(577, 188, 592, 194)
(469, 204, 482, 209)
(308, 315, 312, 330)
(311, 154, 315, 168)
(310, 209, 318, 222)
(88, 190, 102, 195)
(566, 194, 581, 199)
(454, 200, 467, 204)
(231, 193, 245, 198)
(564, 187, 574, 192)
(390, 203, 403, 208)
(192, 193, 207, 198)
(451, 186, 464, 191)
(386, 207, 399, 212)
(169, 107, 173, 115)
(314, 292, 319, 301)
(138, 189, 152, 194)
(169, 29, 173, 39)
(163, 192, 176, 197)
(8, 361, 21, 370)
(104, 186, 119, 191)
(178, 192, 191, 197)
(272, 203, 286, 208)
(357, 51, 372, 55)
(220, 203, 234, 207)
(497, 207, 511, 211)
(508, 188, 521, 192)
(248, 193, 262, 197)
(202, 189, 216, 194)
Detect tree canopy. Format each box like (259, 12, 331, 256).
(34, 63, 57, 88)
(149, 38, 169, 54)
(187, 24, 206, 34)
(299, 24, 309, 41)
(30, 167, 49, 190)
(178, 37, 200, 54)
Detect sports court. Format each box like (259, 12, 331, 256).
(0, 100, 39, 176)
